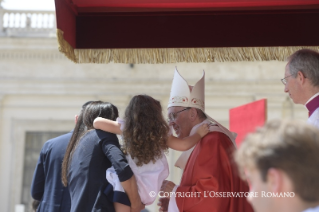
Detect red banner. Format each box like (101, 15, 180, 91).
(229, 99, 267, 147)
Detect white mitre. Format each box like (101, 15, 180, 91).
(168, 68, 205, 111)
(168, 68, 237, 170)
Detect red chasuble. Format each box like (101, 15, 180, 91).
(176, 132, 253, 212)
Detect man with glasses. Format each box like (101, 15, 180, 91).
(282, 49, 319, 128)
(158, 69, 253, 212)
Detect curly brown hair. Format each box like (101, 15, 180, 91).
(122, 95, 169, 166)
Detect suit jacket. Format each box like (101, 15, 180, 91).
(176, 132, 254, 212)
(31, 131, 72, 212)
(68, 129, 133, 212)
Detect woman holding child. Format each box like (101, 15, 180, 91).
(61, 101, 143, 212)
(62, 96, 208, 212)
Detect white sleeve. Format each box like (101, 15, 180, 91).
(168, 185, 179, 212)
(116, 117, 125, 132)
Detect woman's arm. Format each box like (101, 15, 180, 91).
(121, 175, 145, 212)
(167, 124, 209, 151)
(93, 117, 122, 135)
(101, 135, 144, 212)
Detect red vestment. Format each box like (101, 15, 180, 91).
(176, 132, 254, 212)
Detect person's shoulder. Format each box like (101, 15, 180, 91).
(203, 131, 229, 141)
(43, 131, 73, 149)
(201, 131, 233, 148)
(93, 129, 118, 140)
(47, 131, 72, 142)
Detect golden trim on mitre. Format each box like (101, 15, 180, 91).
(168, 96, 189, 105)
(191, 98, 205, 109)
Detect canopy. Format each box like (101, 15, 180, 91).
(55, 0, 319, 63)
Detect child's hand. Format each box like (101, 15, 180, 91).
(196, 124, 210, 138)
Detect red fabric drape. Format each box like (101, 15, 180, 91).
(55, 0, 319, 49)
(55, 0, 76, 47)
(71, 0, 319, 12)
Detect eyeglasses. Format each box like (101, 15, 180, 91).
(167, 107, 191, 123)
(281, 74, 294, 85)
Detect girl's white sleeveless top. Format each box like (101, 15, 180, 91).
(106, 118, 169, 205)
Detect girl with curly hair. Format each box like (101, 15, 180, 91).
(93, 95, 209, 212)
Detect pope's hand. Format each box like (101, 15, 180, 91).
(158, 180, 176, 212)
(158, 197, 169, 212)
(160, 180, 176, 193)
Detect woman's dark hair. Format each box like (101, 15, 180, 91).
(122, 95, 169, 166)
(62, 101, 118, 186)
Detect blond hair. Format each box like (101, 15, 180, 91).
(235, 120, 319, 202)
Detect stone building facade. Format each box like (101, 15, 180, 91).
(0, 7, 307, 212)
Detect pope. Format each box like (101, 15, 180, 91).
(159, 68, 254, 212)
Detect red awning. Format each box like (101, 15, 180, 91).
(54, 0, 319, 63)
(66, 0, 319, 12)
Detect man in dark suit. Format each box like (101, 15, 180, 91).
(31, 101, 92, 212)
